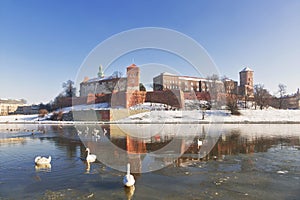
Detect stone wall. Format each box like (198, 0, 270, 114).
(72, 110, 111, 121)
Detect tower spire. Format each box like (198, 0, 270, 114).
(98, 65, 104, 78)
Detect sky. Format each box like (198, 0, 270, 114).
(0, 0, 299, 104)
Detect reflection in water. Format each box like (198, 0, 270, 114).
(35, 163, 52, 172)
(78, 124, 206, 173)
(124, 185, 135, 200)
(179, 128, 300, 164)
(76, 123, 300, 174)
(85, 161, 90, 173)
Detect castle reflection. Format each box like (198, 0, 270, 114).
(22, 124, 299, 173)
(74, 124, 300, 173)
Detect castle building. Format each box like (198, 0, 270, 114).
(238, 67, 254, 97)
(79, 64, 255, 109)
(223, 79, 238, 94)
(153, 72, 237, 94)
(80, 64, 140, 97)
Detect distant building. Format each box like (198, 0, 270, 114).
(270, 89, 300, 109)
(238, 67, 254, 97)
(0, 99, 26, 116)
(14, 105, 40, 115)
(223, 79, 238, 94)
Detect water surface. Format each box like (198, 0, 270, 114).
(0, 124, 299, 199)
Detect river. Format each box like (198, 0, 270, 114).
(0, 123, 299, 199)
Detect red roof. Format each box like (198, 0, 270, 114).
(127, 63, 137, 68)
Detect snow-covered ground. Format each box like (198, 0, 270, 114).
(116, 109, 300, 123)
(1, 108, 300, 124)
(0, 103, 110, 123)
(0, 114, 39, 123)
(58, 102, 110, 113)
(223, 109, 300, 123)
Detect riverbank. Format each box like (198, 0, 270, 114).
(1, 109, 300, 124)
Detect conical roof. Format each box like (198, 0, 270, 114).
(241, 67, 253, 72)
(127, 63, 137, 68)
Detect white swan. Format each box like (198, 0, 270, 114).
(35, 156, 51, 165)
(197, 139, 203, 149)
(93, 128, 100, 135)
(86, 148, 97, 162)
(123, 163, 135, 187)
(92, 128, 101, 141)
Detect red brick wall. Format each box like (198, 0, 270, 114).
(61, 91, 211, 110)
(146, 90, 184, 108)
(55, 96, 88, 108)
(127, 91, 147, 108)
(184, 91, 211, 101)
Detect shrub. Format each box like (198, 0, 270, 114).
(38, 109, 49, 117)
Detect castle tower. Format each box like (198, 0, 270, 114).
(239, 67, 254, 96)
(126, 63, 140, 91)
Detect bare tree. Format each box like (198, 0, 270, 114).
(206, 74, 224, 108)
(244, 86, 252, 109)
(139, 83, 146, 91)
(226, 94, 240, 115)
(62, 80, 76, 97)
(111, 71, 123, 78)
(105, 71, 123, 92)
(223, 77, 240, 114)
(254, 84, 271, 110)
(51, 80, 76, 110)
(278, 83, 287, 109)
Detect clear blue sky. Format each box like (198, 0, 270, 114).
(1, 0, 299, 104)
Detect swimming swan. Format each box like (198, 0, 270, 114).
(197, 139, 203, 149)
(86, 148, 97, 163)
(35, 156, 51, 165)
(123, 163, 135, 187)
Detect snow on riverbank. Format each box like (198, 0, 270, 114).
(117, 109, 300, 123)
(0, 114, 39, 123)
(223, 109, 300, 123)
(1, 108, 300, 124)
